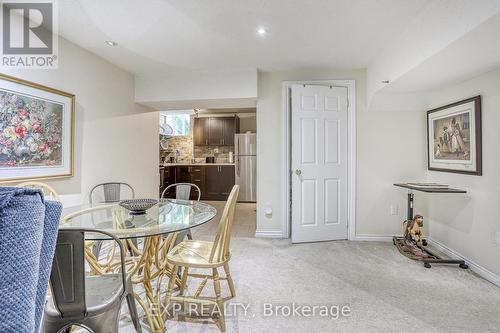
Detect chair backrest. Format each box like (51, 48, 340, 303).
(89, 182, 135, 204)
(16, 181, 60, 201)
(209, 185, 239, 263)
(161, 183, 201, 201)
(49, 228, 127, 318)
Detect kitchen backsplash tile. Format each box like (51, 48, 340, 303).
(193, 145, 233, 159)
(160, 135, 234, 162)
(160, 135, 193, 161)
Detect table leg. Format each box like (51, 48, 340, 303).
(126, 234, 181, 333)
(407, 191, 414, 221)
(83, 233, 181, 332)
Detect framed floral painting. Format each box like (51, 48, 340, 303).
(0, 73, 74, 182)
(427, 96, 482, 175)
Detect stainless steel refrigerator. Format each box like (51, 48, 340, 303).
(235, 133, 256, 202)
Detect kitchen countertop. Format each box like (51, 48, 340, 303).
(160, 163, 235, 166)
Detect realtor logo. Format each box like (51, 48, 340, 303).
(0, 0, 58, 68)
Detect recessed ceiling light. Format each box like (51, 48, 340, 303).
(256, 27, 267, 36)
(105, 40, 118, 47)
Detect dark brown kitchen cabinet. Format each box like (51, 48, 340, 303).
(204, 165, 235, 200)
(160, 165, 234, 201)
(222, 117, 238, 146)
(193, 116, 239, 147)
(193, 117, 209, 146)
(208, 117, 223, 146)
(173, 166, 205, 200)
(219, 166, 235, 196)
(159, 167, 165, 194)
(205, 166, 221, 198)
(189, 166, 205, 199)
(175, 166, 191, 183)
(160, 166, 176, 198)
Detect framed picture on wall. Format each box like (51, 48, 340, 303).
(427, 95, 482, 175)
(0, 73, 75, 182)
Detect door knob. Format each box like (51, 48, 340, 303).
(295, 169, 302, 176)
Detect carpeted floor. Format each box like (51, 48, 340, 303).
(116, 236, 500, 333)
(192, 201, 257, 238)
(65, 202, 500, 332)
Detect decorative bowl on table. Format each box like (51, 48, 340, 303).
(119, 199, 158, 215)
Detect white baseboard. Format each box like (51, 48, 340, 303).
(255, 230, 285, 238)
(353, 234, 394, 242)
(428, 238, 500, 287)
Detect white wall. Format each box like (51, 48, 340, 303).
(256, 69, 426, 237)
(357, 108, 427, 237)
(135, 69, 258, 110)
(425, 67, 500, 277)
(1, 37, 158, 201)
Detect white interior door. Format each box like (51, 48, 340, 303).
(291, 84, 348, 243)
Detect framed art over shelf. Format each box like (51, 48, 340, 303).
(427, 95, 482, 175)
(0, 73, 74, 182)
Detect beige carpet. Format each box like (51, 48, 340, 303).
(114, 234, 500, 333)
(192, 201, 257, 238)
(75, 201, 500, 332)
(68, 201, 500, 332)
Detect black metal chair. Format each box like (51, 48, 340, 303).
(161, 183, 201, 241)
(41, 229, 142, 333)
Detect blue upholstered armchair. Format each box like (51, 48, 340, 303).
(0, 186, 62, 333)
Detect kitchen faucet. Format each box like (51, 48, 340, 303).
(175, 149, 180, 163)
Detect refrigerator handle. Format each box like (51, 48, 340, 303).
(235, 134, 240, 177)
(234, 135, 239, 156)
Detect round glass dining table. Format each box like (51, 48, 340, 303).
(60, 199, 217, 333)
(61, 198, 217, 240)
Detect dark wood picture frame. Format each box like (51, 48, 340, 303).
(427, 95, 482, 176)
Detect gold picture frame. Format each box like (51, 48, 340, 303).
(0, 73, 75, 182)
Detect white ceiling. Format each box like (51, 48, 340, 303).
(58, 0, 432, 75)
(382, 10, 500, 93)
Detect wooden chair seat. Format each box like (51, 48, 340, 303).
(167, 240, 230, 268)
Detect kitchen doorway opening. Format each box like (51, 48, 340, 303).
(158, 108, 257, 238)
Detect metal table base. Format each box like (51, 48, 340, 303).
(393, 184, 469, 269)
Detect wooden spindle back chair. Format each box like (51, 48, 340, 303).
(164, 185, 239, 332)
(17, 181, 60, 201)
(209, 185, 239, 264)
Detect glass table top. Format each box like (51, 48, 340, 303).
(60, 199, 217, 240)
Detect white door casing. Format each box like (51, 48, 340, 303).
(291, 84, 348, 243)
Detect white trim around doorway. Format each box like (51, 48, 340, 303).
(281, 80, 356, 240)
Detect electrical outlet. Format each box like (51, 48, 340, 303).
(490, 230, 500, 245)
(390, 205, 399, 216)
